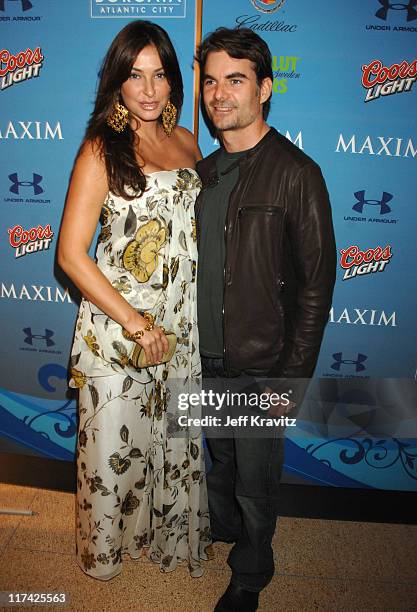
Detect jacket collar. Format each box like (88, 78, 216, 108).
(198, 126, 277, 189)
(236, 125, 276, 162)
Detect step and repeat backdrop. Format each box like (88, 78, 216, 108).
(1, 0, 416, 490)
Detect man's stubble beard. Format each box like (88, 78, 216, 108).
(210, 109, 259, 134)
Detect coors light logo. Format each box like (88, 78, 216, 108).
(340, 244, 392, 280)
(8, 223, 53, 258)
(0, 46, 43, 91)
(362, 58, 417, 102)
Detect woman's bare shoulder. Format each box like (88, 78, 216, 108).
(78, 137, 104, 162)
(75, 138, 107, 177)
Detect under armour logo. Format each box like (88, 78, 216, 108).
(331, 353, 368, 372)
(0, 0, 33, 11)
(352, 191, 393, 215)
(23, 327, 55, 347)
(375, 0, 417, 21)
(9, 173, 43, 196)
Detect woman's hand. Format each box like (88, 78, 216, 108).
(124, 315, 170, 365)
(139, 326, 170, 365)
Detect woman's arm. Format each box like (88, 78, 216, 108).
(57, 140, 168, 363)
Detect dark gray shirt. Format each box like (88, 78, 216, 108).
(197, 148, 246, 357)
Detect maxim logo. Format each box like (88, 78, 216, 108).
(0, 121, 63, 139)
(335, 134, 416, 158)
(251, 0, 286, 13)
(362, 59, 416, 102)
(8, 223, 53, 258)
(329, 307, 397, 327)
(375, 0, 417, 21)
(91, 0, 186, 18)
(281, 129, 303, 149)
(340, 244, 392, 280)
(0, 47, 43, 91)
(1, 282, 72, 303)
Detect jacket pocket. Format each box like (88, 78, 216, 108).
(229, 205, 286, 339)
(236, 205, 286, 305)
(225, 205, 288, 369)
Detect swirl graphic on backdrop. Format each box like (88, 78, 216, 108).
(0, 363, 76, 460)
(305, 437, 417, 482)
(251, 0, 286, 14)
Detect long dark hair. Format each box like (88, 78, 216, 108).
(197, 27, 272, 120)
(85, 21, 183, 200)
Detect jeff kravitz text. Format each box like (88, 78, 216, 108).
(178, 415, 297, 428)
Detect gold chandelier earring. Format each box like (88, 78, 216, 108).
(106, 102, 129, 133)
(162, 100, 177, 136)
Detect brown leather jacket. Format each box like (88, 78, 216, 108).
(196, 127, 336, 379)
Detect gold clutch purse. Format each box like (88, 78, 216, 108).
(129, 332, 177, 369)
(122, 312, 177, 369)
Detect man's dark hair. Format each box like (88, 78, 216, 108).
(197, 27, 273, 120)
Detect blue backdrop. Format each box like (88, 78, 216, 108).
(1, 0, 416, 490)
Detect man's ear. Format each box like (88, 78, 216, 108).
(260, 77, 273, 104)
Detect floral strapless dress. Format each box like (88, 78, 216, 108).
(70, 169, 212, 580)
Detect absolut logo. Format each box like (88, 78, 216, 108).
(272, 54, 301, 94)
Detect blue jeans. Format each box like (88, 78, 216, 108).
(202, 357, 285, 592)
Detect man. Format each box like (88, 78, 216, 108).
(195, 28, 336, 612)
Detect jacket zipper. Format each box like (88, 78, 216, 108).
(222, 215, 228, 370)
(222, 178, 242, 371)
(238, 206, 280, 215)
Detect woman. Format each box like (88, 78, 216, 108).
(58, 21, 211, 581)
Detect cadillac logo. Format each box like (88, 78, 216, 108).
(251, 0, 286, 14)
